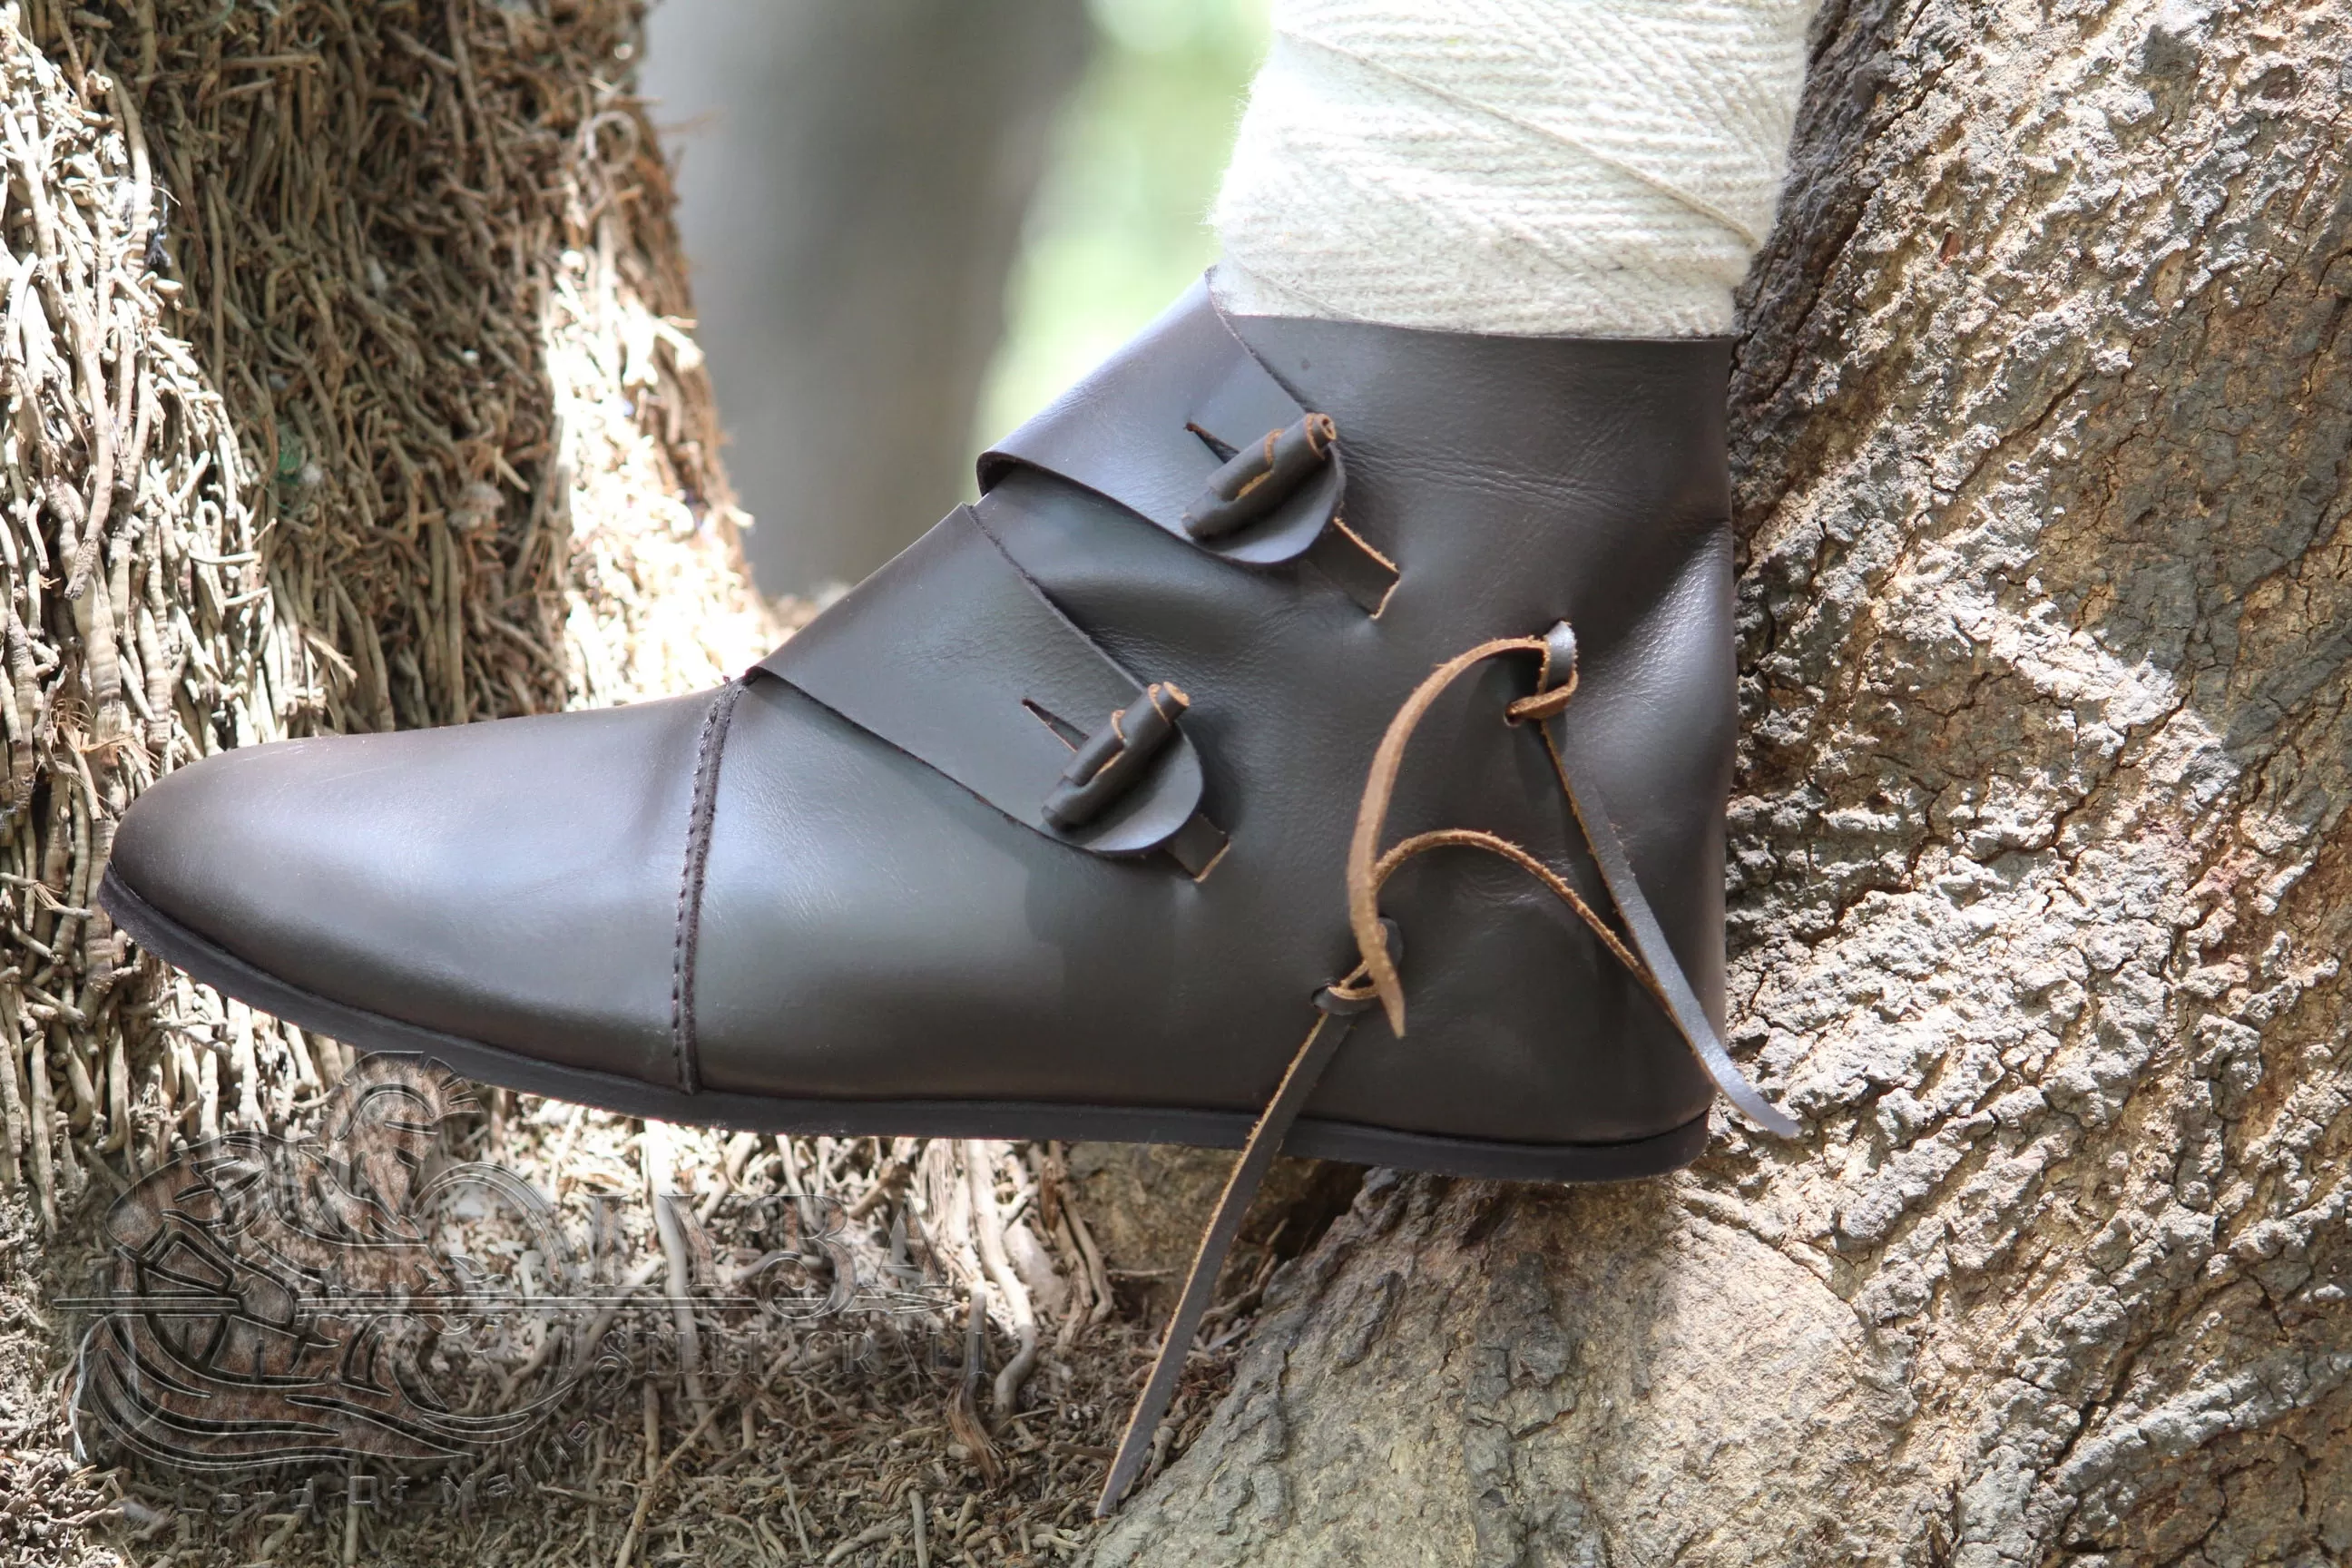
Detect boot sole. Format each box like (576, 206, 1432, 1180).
(103, 869, 1708, 1184)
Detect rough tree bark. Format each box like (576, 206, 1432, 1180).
(1090, 2, 2352, 1563)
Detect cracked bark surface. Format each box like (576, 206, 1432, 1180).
(1084, 1, 2352, 1563)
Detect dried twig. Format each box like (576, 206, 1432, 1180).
(946, 1284, 1002, 1484)
(967, 1141, 1041, 1416)
(611, 1390, 724, 1568)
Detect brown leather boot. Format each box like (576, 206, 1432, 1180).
(103, 279, 1793, 1506)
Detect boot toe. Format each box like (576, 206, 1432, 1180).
(107, 693, 718, 1089)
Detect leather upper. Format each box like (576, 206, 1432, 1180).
(979, 280, 1349, 570)
(106, 280, 1738, 1151)
(113, 695, 712, 1086)
(759, 506, 1212, 860)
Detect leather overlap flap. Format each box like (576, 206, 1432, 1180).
(759, 507, 1208, 858)
(977, 279, 1346, 569)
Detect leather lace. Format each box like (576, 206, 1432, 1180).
(1096, 622, 1797, 1517)
(1348, 632, 1610, 1033)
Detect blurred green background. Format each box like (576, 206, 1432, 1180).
(977, 0, 1271, 448)
(642, 0, 1270, 594)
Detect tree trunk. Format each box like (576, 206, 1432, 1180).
(1087, 2, 2352, 1563)
(640, 0, 1091, 594)
(0, 0, 766, 1232)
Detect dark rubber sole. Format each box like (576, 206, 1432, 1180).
(102, 869, 1709, 1184)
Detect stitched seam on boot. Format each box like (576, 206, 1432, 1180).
(671, 678, 746, 1094)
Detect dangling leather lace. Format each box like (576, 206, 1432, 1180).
(1091, 949, 1388, 1515)
(1095, 621, 1797, 1517)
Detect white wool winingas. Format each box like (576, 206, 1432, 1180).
(1210, 0, 1820, 338)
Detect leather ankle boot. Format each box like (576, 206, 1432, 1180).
(103, 279, 1793, 1506)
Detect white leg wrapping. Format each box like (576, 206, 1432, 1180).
(1211, 0, 1819, 337)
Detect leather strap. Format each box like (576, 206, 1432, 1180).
(760, 507, 1217, 863)
(979, 279, 1393, 611)
(1093, 620, 1794, 1516)
(1535, 627, 1798, 1137)
(1094, 951, 1388, 1518)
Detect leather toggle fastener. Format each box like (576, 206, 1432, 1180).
(1181, 413, 1338, 541)
(1042, 681, 1191, 831)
